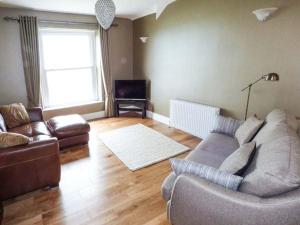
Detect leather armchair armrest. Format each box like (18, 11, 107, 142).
(27, 107, 44, 122)
(0, 137, 59, 168)
(169, 175, 300, 225)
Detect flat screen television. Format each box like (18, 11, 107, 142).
(115, 80, 146, 100)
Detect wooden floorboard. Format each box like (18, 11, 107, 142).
(1, 115, 201, 225)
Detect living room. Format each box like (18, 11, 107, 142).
(1, 0, 300, 224)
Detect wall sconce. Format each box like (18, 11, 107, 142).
(140, 37, 149, 43)
(253, 8, 278, 22)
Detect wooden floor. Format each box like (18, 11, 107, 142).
(1, 115, 201, 225)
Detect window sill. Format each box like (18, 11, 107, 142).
(43, 101, 104, 112)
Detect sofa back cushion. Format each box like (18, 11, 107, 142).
(0, 114, 7, 132)
(266, 109, 298, 131)
(254, 110, 298, 148)
(239, 123, 300, 197)
(0, 103, 30, 129)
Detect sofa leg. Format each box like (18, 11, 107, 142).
(0, 202, 3, 224)
(49, 184, 59, 189)
(44, 184, 59, 191)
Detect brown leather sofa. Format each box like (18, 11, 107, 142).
(0, 108, 60, 200)
(0, 108, 90, 200)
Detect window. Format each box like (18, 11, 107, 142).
(39, 28, 101, 108)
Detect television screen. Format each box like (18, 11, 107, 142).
(115, 80, 146, 100)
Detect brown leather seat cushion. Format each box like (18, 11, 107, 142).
(47, 114, 90, 139)
(8, 122, 50, 137)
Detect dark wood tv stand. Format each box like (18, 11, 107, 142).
(114, 99, 147, 119)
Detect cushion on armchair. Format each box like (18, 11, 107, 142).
(0, 132, 30, 148)
(0, 103, 30, 129)
(211, 115, 243, 137)
(170, 159, 243, 191)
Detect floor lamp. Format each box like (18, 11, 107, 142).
(241, 73, 279, 120)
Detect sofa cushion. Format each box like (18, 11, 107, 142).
(9, 122, 50, 137)
(211, 115, 243, 137)
(0, 132, 30, 148)
(0, 103, 30, 129)
(239, 124, 300, 197)
(254, 122, 297, 148)
(235, 116, 264, 145)
(266, 109, 298, 131)
(170, 159, 243, 191)
(0, 114, 7, 132)
(188, 133, 239, 165)
(219, 141, 256, 176)
(161, 133, 239, 201)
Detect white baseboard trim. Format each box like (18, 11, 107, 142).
(82, 111, 105, 121)
(82, 110, 170, 125)
(147, 111, 170, 126)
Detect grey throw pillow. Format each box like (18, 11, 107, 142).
(219, 141, 256, 176)
(170, 159, 243, 191)
(235, 116, 264, 145)
(211, 115, 243, 137)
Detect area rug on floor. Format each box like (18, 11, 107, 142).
(99, 124, 190, 171)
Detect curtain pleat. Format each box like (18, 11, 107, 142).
(19, 16, 41, 108)
(99, 26, 114, 117)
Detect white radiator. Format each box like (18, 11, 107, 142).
(170, 99, 220, 139)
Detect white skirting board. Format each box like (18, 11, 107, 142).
(147, 111, 170, 126)
(82, 110, 170, 126)
(82, 111, 105, 121)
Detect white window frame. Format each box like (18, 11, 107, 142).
(39, 28, 100, 108)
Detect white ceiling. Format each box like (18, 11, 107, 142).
(0, 0, 171, 20)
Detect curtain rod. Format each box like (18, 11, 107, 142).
(3, 16, 118, 27)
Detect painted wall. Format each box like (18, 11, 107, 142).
(0, 7, 133, 117)
(133, 0, 300, 119)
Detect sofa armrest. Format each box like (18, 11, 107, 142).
(27, 107, 44, 122)
(169, 175, 300, 225)
(0, 137, 59, 168)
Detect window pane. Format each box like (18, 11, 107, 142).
(46, 68, 97, 107)
(41, 32, 93, 69)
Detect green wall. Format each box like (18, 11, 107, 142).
(133, 0, 300, 119)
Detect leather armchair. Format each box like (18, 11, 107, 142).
(0, 107, 89, 200)
(0, 137, 60, 200)
(0, 108, 61, 200)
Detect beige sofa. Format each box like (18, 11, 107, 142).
(162, 109, 300, 225)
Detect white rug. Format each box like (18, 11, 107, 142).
(99, 124, 189, 171)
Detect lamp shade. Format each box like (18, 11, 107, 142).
(95, 0, 116, 30)
(264, 73, 280, 81)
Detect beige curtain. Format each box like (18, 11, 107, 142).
(99, 26, 114, 117)
(19, 16, 41, 108)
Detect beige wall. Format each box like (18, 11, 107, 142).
(133, 0, 300, 119)
(0, 7, 133, 117)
